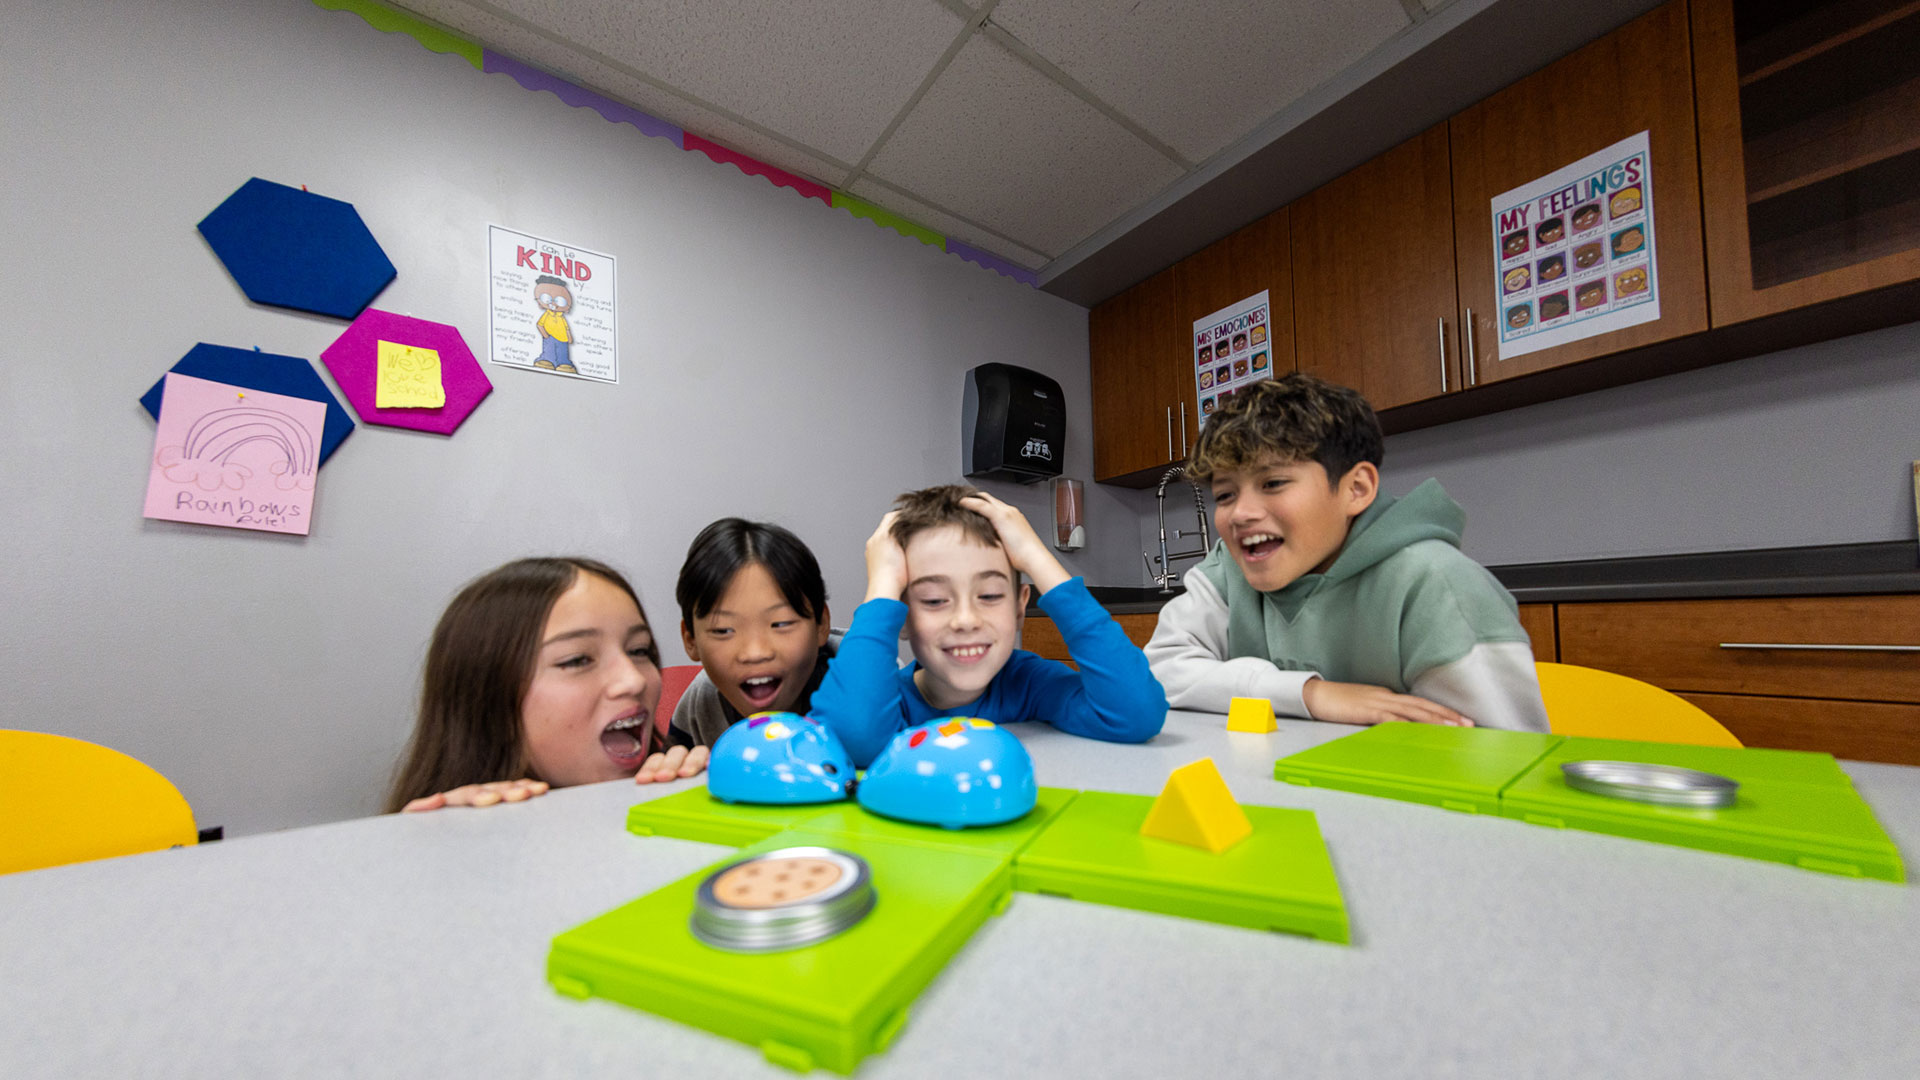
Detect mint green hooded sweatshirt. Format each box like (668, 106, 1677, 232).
(1192, 478, 1529, 691)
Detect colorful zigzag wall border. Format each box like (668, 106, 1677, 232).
(312, 0, 1039, 287)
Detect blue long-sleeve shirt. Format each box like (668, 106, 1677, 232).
(811, 577, 1168, 767)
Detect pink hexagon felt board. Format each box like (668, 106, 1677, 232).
(321, 310, 491, 434)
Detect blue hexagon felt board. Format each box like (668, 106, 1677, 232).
(197, 178, 396, 319)
(139, 343, 355, 466)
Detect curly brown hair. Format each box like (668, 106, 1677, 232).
(1188, 373, 1383, 486)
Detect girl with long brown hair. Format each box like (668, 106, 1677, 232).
(386, 557, 706, 813)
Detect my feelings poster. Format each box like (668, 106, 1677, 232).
(487, 224, 619, 383)
(1490, 131, 1658, 360)
(1194, 289, 1273, 424)
(143, 372, 325, 535)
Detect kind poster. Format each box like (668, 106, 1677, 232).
(1490, 131, 1658, 360)
(1193, 289, 1273, 424)
(487, 224, 619, 383)
(142, 372, 326, 535)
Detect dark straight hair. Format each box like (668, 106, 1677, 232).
(384, 557, 658, 813)
(675, 519, 828, 630)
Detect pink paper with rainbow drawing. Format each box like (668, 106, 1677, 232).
(142, 372, 326, 535)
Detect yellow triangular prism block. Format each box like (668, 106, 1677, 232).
(1226, 696, 1277, 733)
(1139, 758, 1252, 853)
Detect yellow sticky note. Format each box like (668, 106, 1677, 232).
(376, 340, 445, 409)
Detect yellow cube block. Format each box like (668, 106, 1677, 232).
(1226, 696, 1277, 733)
(1139, 758, 1252, 854)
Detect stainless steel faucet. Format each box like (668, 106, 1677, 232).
(1143, 466, 1213, 593)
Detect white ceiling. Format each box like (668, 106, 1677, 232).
(392, 0, 1454, 275)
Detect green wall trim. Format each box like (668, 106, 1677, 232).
(831, 192, 943, 248)
(312, 0, 483, 69)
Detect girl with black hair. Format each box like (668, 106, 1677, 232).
(655, 519, 839, 769)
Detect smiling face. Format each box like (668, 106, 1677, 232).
(534, 282, 572, 312)
(682, 561, 830, 717)
(1210, 457, 1378, 592)
(520, 571, 662, 786)
(901, 525, 1029, 710)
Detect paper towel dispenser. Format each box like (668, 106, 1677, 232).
(962, 363, 1064, 485)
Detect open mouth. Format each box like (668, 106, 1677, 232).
(739, 674, 784, 709)
(600, 711, 653, 766)
(943, 643, 991, 665)
(1239, 532, 1284, 561)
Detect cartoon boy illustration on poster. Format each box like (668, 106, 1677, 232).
(532, 275, 575, 373)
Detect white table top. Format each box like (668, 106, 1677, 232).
(4, 713, 1917, 1079)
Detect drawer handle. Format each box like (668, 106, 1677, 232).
(1719, 643, 1920, 653)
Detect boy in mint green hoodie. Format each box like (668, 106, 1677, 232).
(1144, 373, 1548, 731)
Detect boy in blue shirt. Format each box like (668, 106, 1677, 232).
(812, 485, 1166, 767)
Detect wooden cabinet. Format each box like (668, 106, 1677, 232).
(1090, 265, 1185, 481)
(1517, 603, 1558, 662)
(1449, 0, 1708, 385)
(1024, 612, 1158, 668)
(1693, 0, 1920, 325)
(1292, 123, 1461, 409)
(1180, 207, 1296, 422)
(1090, 209, 1293, 485)
(1555, 595, 1920, 764)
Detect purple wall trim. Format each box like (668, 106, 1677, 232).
(943, 239, 1039, 287)
(481, 51, 684, 147)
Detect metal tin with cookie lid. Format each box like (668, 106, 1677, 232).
(690, 847, 876, 952)
(1561, 760, 1740, 808)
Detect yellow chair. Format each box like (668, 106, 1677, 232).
(0, 730, 198, 875)
(1535, 662, 1742, 748)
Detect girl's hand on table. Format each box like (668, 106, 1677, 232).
(635, 744, 709, 784)
(402, 778, 550, 812)
(1301, 678, 1473, 727)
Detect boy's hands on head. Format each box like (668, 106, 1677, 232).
(402, 778, 550, 812)
(959, 492, 1070, 594)
(865, 510, 909, 602)
(635, 744, 709, 784)
(1301, 678, 1473, 728)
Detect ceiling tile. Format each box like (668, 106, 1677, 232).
(397, 0, 855, 186)
(846, 178, 1049, 270)
(403, 0, 963, 165)
(863, 34, 1184, 259)
(991, 0, 1411, 163)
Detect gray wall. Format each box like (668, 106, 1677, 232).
(0, 0, 1155, 835)
(1383, 320, 1920, 564)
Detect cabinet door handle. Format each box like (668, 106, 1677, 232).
(1165, 406, 1173, 461)
(1718, 643, 1920, 652)
(1464, 308, 1477, 386)
(1437, 317, 1448, 392)
(1179, 402, 1188, 456)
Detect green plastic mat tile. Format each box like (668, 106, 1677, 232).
(549, 827, 1013, 1074)
(1273, 722, 1566, 814)
(625, 786, 836, 847)
(1501, 737, 1906, 883)
(800, 787, 1079, 857)
(1012, 792, 1350, 943)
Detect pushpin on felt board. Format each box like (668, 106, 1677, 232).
(1140, 758, 1252, 854)
(1226, 696, 1277, 733)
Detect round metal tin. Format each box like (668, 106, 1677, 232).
(1560, 760, 1739, 808)
(690, 847, 875, 953)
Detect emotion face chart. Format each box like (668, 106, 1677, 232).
(487, 224, 620, 383)
(1491, 131, 1659, 360)
(1193, 289, 1271, 423)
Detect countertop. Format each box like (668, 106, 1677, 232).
(1038, 540, 1920, 614)
(4, 713, 1916, 1079)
